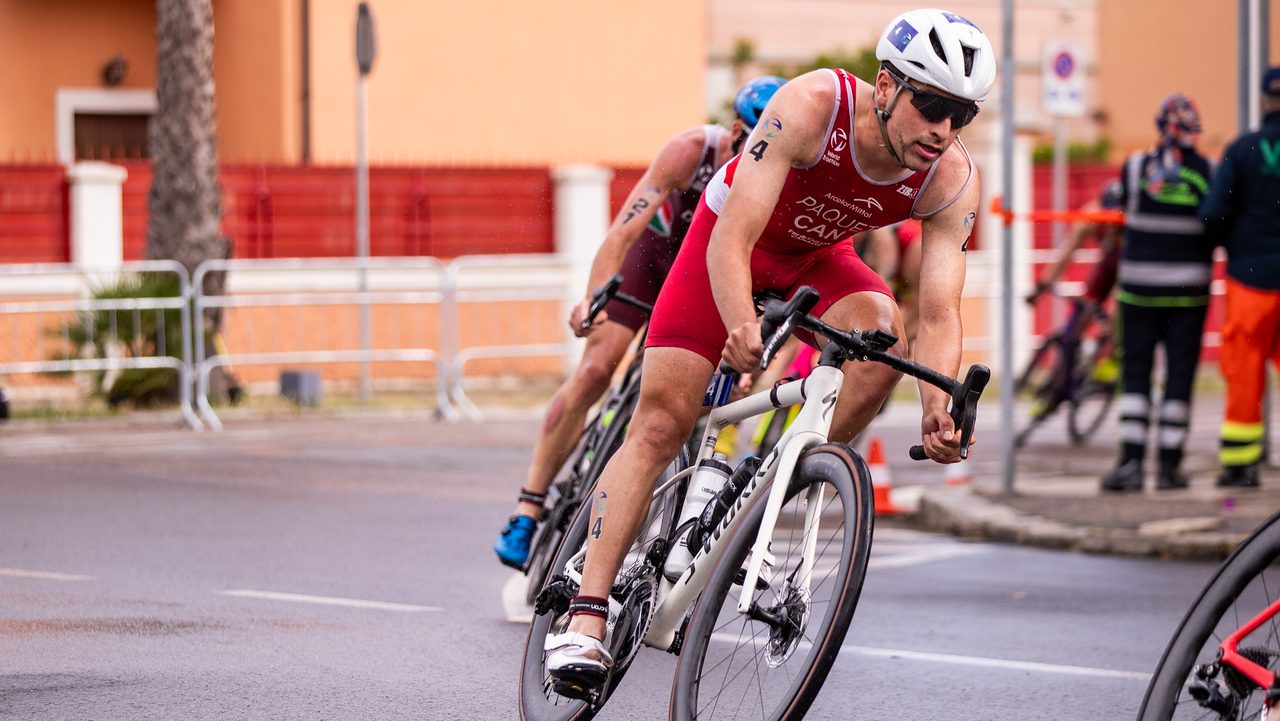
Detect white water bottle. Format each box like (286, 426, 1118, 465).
(664, 451, 732, 580)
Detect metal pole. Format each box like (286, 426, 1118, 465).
(1000, 0, 1016, 494)
(1241, 0, 1253, 134)
(355, 3, 376, 405)
(1051, 117, 1067, 327)
(356, 76, 371, 404)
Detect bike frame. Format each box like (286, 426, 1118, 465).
(560, 363, 844, 652)
(1219, 598, 1280, 693)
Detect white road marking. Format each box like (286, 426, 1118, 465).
(844, 644, 1151, 681)
(0, 567, 96, 581)
(219, 589, 442, 612)
(0, 428, 282, 458)
(710, 632, 1148, 681)
(867, 544, 986, 570)
(503, 573, 535, 624)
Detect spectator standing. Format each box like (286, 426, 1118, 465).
(1101, 94, 1217, 493)
(1200, 68, 1280, 488)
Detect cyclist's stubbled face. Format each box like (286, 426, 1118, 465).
(875, 70, 964, 172)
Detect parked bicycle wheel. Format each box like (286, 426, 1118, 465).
(669, 443, 874, 721)
(1016, 334, 1062, 395)
(1067, 340, 1116, 446)
(1015, 336, 1069, 447)
(1138, 510, 1280, 720)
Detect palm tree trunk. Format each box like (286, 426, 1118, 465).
(147, 0, 229, 331)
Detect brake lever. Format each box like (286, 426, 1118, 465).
(580, 274, 624, 332)
(908, 364, 989, 461)
(952, 366, 990, 460)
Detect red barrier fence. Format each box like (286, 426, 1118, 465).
(4, 164, 662, 263)
(0, 165, 68, 263)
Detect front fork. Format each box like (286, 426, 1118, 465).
(737, 430, 823, 614)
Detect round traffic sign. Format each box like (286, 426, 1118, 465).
(1053, 51, 1075, 79)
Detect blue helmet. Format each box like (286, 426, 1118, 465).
(733, 76, 786, 130)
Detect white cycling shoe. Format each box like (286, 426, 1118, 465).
(545, 631, 614, 699)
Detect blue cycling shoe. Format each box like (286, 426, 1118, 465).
(495, 515, 538, 570)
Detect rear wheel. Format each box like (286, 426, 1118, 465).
(1067, 355, 1116, 446)
(669, 443, 874, 721)
(525, 394, 638, 606)
(1016, 336, 1068, 447)
(1138, 511, 1280, 720)
(519, 451, 686, 721)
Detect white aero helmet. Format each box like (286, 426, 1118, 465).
(875, 8, 996, 102)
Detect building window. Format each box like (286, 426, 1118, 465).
(55, 89, 157, 165)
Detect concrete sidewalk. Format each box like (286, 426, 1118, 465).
(900, 392, 1280, 560)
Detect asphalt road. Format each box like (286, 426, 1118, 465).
(0, 412, 1222, 720)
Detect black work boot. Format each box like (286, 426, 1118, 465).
(1101, 459, 1144, 493)
(1217, 463, 1260, 488)
(1155, 466, 1190, 491)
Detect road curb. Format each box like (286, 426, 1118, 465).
(916, 486, 1246, 561)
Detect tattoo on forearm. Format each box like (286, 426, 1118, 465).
(591, 491, 607, 539)
(960, 212, 977, 252)
(620, 186, 664, 224)
(621, 198, 650, 224)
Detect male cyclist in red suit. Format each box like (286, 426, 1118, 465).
(493, 78, 787, 569)
(544, 8, 998, 694)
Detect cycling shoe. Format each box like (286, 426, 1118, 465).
(494, 515, 537, 570)
(545, 631, 614, 700)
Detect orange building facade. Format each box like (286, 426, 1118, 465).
(0, 0, 706, 167)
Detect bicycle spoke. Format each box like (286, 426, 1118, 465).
(698, 621, 775, 716)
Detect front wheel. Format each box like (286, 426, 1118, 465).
(1138, 510, 1280, 720)
(669, 443, 874, 721)
(1067, 374, 1115, 446)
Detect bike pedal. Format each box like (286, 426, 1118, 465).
(547, 673, 606, 705)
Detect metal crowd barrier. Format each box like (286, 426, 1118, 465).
(191, 257, 451, 430)
(2, 249, 1155, 429)
(0, 261, 203, 430)
(441, 254, 577, 420)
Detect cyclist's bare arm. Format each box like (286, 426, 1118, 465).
(1027, 198, 1103, 303)
(709, 70, 833, 371)
(914, 146, 980, 462)
(574, 128, 709, 334)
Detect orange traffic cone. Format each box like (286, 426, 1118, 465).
(866, 438, 903, 515)
(945, 457, 974, 486)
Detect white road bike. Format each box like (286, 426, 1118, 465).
(518, 286, 989, 721)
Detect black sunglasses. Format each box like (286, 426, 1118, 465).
(889, 71, 979, 129)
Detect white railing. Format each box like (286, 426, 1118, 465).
(0, 249, 1228, 429)
(191, 257, 452, 430)
(0, 261, 202, 430)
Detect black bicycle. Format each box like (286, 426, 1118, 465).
(520, 275, 654, 605)
(1016, 296, 1117, 448)
(1139, 509, 1280, 720)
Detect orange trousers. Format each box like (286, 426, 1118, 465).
(1220, 278, 1280, 467)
